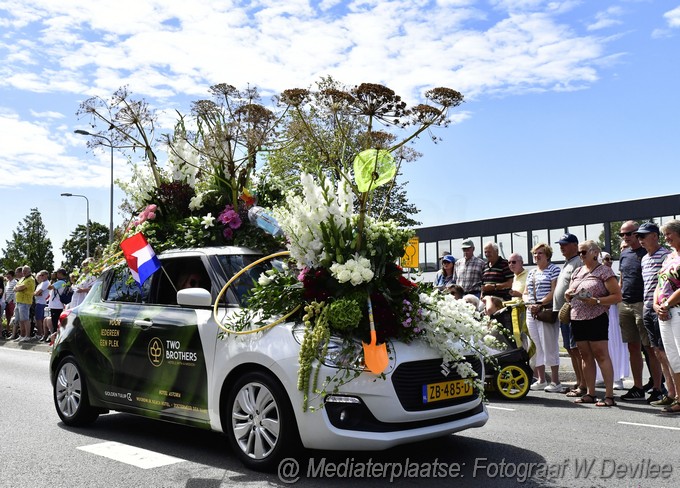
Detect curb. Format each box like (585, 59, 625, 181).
(0, 339, 52, 353)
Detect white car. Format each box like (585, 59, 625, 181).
(50, 246, 488, 470)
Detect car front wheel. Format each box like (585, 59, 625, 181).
(53, 357, 99, 426)
(224, 371, 300, 471)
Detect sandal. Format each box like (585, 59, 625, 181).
(566, 387, 587, 397)
(574, 394, 597, 404)
(596, 396, 616, 407)
(661, 401, 680, 414)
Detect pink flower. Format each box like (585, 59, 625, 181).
(134, 204, 158, 226)
(223, 227, 234, 240)
(218, 205, 242, 229)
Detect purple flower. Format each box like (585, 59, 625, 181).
(218, 205, 242, 229)
(222, 227, 234, 240)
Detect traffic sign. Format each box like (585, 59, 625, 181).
(401, 237, 419, 268)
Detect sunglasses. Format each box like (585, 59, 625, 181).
(618, 231, 634, 237)
(603, 257, 611, 261)
(578, 250, 590, 256)
(508, 260, 518, 264)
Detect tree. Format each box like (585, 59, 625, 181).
(61, 222, 110, 270)
(1, 208, 54, 271)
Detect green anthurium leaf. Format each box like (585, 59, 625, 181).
(353, 149, 396, 192)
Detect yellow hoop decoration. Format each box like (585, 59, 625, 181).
(213, 250, 301, 335)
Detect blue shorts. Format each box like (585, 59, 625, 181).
(560, 322, 577, 350)
(15, 302, 31, 322)
(35, 303, 47, 322)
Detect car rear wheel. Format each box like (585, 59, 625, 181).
(54, 357, 99, 426)
(224, 371, 300, 471)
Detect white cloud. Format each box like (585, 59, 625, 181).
(587, 6, 624, 31)
(664, 5, 680, 28)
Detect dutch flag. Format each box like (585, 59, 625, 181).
(120, 232, 161, 286)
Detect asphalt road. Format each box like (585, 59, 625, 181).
(1, 345, 678, 488)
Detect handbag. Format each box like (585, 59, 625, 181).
(532, 272, 558, 323)
(558, 301, 571, 324)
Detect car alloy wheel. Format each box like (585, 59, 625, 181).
(54, 357, 99, 426)
(225, 371, 299, 471)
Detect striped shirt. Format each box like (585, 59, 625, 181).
(3, 279, 17, 303)
(641, 246, 670, 307)
(526, 263, 560, 303)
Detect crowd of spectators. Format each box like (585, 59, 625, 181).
(433, 219, 680, 413)
(0, 258, 95, 344)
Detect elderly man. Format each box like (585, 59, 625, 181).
(508, 253, 528, 298)
(13, 265, 36, 342)
(481, 242, 513, 301)
(452, 239, 484, 298)
(554, 233, 586, 396)
(637, 222, 674, 405)
(619, 221, 663, 402)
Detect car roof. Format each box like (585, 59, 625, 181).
(158, 246, 264, 259)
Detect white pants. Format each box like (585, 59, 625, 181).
(526, 314, 560, 368)
(660, 307, 680, 373)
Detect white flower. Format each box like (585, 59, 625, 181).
(202, 213, 215, 228)
(350, 271, 363, 286)
(337, 269, 351, 283)
(258, 275, 272, 286)
(189, 194, 204, 211)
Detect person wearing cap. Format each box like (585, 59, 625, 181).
(637, 222, 675, 406)
(554, 233, 587, 397)
(481, 242, 513, 301)
(453, 239, 484, 298)
(618, 220, 664, 403)
(653, 219, 680, 413)
(434, 254, 456, 290)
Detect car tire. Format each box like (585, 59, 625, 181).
(224, 371, 300, 471)
(53, 356, 99, 426)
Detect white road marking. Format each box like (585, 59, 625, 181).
(618, 421, 680, 431)
(487, 405, 515, 411)
(78, 441, 185, 469)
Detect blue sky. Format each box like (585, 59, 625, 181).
(1, 0, 679, 268)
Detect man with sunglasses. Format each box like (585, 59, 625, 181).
(618, 221, 663, 402)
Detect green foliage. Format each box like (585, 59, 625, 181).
(328, 298, 362, 331)
(1, 208, 54, 272)
(61, 221, 110, 270)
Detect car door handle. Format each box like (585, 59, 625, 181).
(133, 319, 153, 329)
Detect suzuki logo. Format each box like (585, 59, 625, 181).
(440, 361, 452, 377)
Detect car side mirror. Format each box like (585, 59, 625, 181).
(177, 288, 212, 307)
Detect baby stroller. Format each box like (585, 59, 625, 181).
(484, 300, 535, 400)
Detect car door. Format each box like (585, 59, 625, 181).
(98, 261, 211, 425)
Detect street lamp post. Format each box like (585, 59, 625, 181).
(74, 129, 114, 243)
(61, 193, 90, 258)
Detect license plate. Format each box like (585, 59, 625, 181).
(422, 379, 473, 403)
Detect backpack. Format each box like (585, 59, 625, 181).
(58, 285, 73, 305)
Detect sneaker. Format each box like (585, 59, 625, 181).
(651, 395, 677, 407)
(18, 336, 28, 342)
(642, 378, 654, 393)
(595, 380, 605, 387)
(620, 386, 646, 401)
(530, 380, 548, 391)
(614, 379, 625, 390)
(647, 389, 664, 404)
(544, 382, 567, 393)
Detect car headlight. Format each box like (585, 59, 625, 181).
(292, 324, 365, 370)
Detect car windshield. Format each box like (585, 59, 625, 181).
(215, 254, 282, 305)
